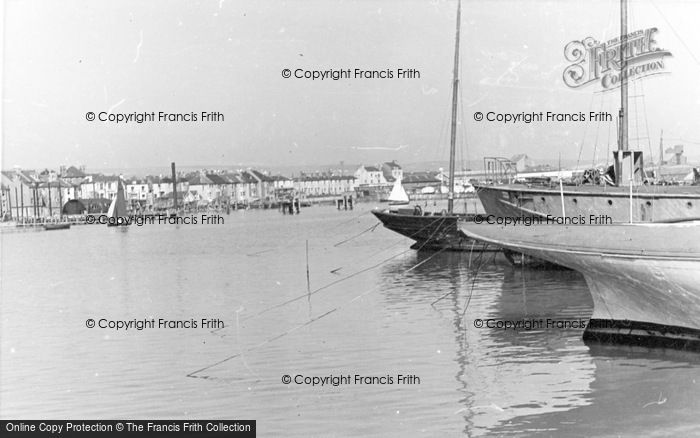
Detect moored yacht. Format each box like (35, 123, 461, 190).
(459, 220, 700, 349)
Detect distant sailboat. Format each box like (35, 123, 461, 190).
(387, 177, 409, 207)
(107, 180, 129, 226)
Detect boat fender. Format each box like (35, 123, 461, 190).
(413, 205, 423, 216)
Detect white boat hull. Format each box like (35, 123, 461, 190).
(458, 221, 700, 349)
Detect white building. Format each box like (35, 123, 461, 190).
(354, 165, 386, 186)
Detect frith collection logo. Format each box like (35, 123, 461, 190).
(563, 28, 672, 90)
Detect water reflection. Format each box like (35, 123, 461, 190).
(379, 251, 595, 436)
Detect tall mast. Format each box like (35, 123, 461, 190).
(447, 0, 461, 214)
(618, 0, 628, 152)
(658, 129, 663, 179)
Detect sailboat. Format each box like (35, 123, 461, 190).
(387, 177, 409, 207)
(473, 0, 700, 222)
(373, 0, 497, 252)
(106, 179, 129, 227)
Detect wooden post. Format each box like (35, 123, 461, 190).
(171, 162, 178, 211)
(34, 184, 39, 218)
(14, 187, 19, 220)
(48, 182, 52, 218)
(58, 182, 63, 219)
(7, 188, 12, 219)
(306, 240, 311, 294)
(20, 185, 24, 220)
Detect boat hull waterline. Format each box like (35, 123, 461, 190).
(372, 210, 498, 252)
(459, 221, 700, 350)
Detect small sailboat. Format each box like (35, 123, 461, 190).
(387, 177, 409, 208)
(107, 180, 129, 227)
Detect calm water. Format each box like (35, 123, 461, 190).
(2, 204, 699, 436)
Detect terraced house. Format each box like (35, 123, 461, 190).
(293, 173, 356, 196)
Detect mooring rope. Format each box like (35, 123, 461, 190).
(333, 222, 380, 247)
(189, 213, 463, 379)
(188, 238, 455, 380)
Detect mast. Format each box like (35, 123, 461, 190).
(171, 162, 178, 211)
(618, 0, 628, 153)
(447, 0, 462, 214)
(658, 129, 663, 180)
(614, 0, 630, 186)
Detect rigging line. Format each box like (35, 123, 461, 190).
(357, 214, 449, 260)
(632, 77, 641, 152)
(404, 246, 449, 274)
(187, 307, 340, 378)
(245, 210, 372, 256)
(576, 92, 597, 169)
(648, 0, 700, 68)
(189, 242, 453, 379)
(353, 215, 450, 262)
(410, 216, 451, 252)
(468, 239, 476, 270)
(213, 214, 449, 336)
(240, 248, 412, 323)
(606, 115, 612, 167)
(435, 89, 453, 163)
(233, 306, 261, 381)
(666, 138, 700, 146)
(430, 245, 462, 307)
(460, 242, 490, 317)
(592, 91, 606, 166)
(639, 80, 654, 165)
(458, 81, 469, 172)
(327, 209, 373, 231)
(333, 222, 380, 247)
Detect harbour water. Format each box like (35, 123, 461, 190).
(1, 203, 699, 436)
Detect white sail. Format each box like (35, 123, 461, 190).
(107, 197, 116, 217)
(388, 178, 409, 204)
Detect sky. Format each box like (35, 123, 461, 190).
(2, 0, 700, 173)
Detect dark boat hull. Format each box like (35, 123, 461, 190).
(43, 223, 71, 231)
(372, 210, 497, 252)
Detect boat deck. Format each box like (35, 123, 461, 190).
(475, 183, 700, 198)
